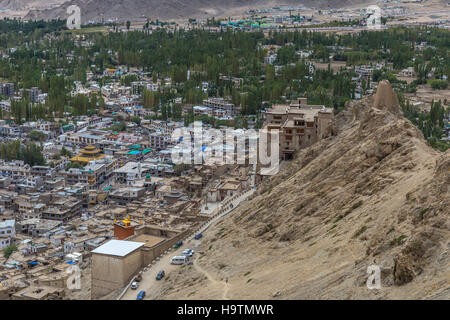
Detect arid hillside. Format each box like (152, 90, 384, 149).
(153, 81, 449, 300)
(23, 0, 374, 22)
(0, 0, 66, 9)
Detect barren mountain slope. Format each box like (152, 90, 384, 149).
(153, 81, 449, 300)
(0, 0, 67, 9)
(23, 0, 374, 22)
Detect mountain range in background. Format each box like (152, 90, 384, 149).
(14, 0, 374, 23)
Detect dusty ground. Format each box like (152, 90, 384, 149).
(0, 0, 67, 19)
(309, 61, 348, 72)
(406, 85, 450, 105)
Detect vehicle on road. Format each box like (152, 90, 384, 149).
(156, 270, 165, 280)
(134, 274, 142, 282)
(131, 281, 139, 290)
(182, 249, 195, 257)
(194, 233, 203, 240)
(174, 240, 183, 249)
(136, 290, 146, 300)
(170, 255, 188, 265)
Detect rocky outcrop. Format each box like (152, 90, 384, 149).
(372, 80, 401, 115)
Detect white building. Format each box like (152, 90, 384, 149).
(265, 54, 277, 65)
(193, 105, 212, 116)
(0, 219, 15, 248)
(146, 83, 160, 92)
(202, 98, 238, 116)
(149, 131, 170, 150)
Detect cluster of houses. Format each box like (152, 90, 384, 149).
(0, 84, 340, 298)
(0, 101, 259, 299)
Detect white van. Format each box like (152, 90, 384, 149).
(170, 256, 188, 265)
(131, 281, 139, 290)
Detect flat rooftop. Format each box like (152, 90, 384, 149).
(91, 240, 144, 257)
(132, 234, 165, 248)
(12, 285, 63, 299)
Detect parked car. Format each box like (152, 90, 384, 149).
(131, 281, 139, 290)
(182, 249, 195, 257)
(134, 274, 142, 282)
(194, 233, 203, 240)
(170, 255, 188, 265)
(174, 240, 183, 249)
(156, 270, 165, 280)
(136, 290, 146, 300)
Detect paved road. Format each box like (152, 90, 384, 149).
(120, 187, 255, 300)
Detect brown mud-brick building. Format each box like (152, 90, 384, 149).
(262, 98, 335, 160)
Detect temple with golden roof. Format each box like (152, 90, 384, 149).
(69, 145, 105, 165)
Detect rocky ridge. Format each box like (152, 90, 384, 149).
(152, 80, 449, 300)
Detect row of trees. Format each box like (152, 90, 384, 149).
(0, 19, 448, 134)
(402, 99, 449, 151)
(0, 140, 46, 166)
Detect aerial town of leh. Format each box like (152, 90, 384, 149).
(0, 0, 448, 306)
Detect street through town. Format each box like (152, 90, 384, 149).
(120, 178, 255, 300)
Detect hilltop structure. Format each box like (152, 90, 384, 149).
(372, 80, 401, 114)
(262, 98, 335, 160)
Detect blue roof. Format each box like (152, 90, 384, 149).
(127, 150, 141, 155)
